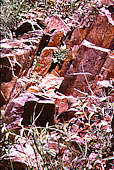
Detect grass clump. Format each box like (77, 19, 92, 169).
(0, 0, 30, 39)
(0, 96, 113, 169)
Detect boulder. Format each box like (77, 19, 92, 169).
(59, 14, 114, 97)
(15, 20, 42, 37)
(0, 31, 43, 105)
(4, 93, 55, 131)
(44, 15, 70, 35)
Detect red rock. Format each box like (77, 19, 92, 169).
(0, 56, 14, 83)
(0, 91, 6, 107)
(1, 78, 17, 103)
(92, 52, 114, 98)
(35, 47, 57, 76)
(59, 14, 114, 97)
(86, 14, 114, 48)
(67, 27, 89, 46)
(48, 30, 64, 47)
(0, 32, 42, 104)
(44, 15, 70, 35)
(100, 54, 114, 79)
(4, 93, 55, 129)
(57, 26, 89, 76)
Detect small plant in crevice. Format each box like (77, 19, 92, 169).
(48, 45, 68, 73)
(32, 56, 45, 71)
(53, 45, 68, 64)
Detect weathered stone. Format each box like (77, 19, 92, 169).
(0, 56, 13, 83)
(1, 78, 17, 103)
(0, 34, 41, 103)
(36, 47, 57, 76)
(44, 15, 70, 35)
(15, 20, 42, 37)
(66, 27, 89, 46)
(92, 52, 114, 98)
(48, 30, 64, 47)
(59, 14, 114, 96)
(56, 27, 89, 76)
(0, 90, 6, 107)
(55, 97, 68, 115)
(38, 74, 64, 92)
(86, 14, 114, 48)
(5, 93, 55, 130)
(56, 45, 80, 76)
(59, 46, 108, 96)
(17, 30, 43, 40)
(100, 54, 114, 79)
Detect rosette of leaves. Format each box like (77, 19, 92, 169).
(53, 45, 68, 64)
(48, 45, 68, 73)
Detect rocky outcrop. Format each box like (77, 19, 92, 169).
(4, 92, 55, 130)
(1, 4, 113, 129)
(59, 14, 114, 97)
(44, 15, 70, 35)
(0, 30, 42, 106)
(0, 3, 114, 170)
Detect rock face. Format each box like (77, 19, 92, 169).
(0, 4, 114, 170)
(15, 20, 42, 37)
(0, 30, 42, 106)
(5, 93, 55, 130)
(86, 15, 114, 48)
(1, 6, 114, 130)
(59, 46, 108, 96)
(59, 14, 114, 97)
(44, 15, 70, 35)
(35, 47, 57, 76)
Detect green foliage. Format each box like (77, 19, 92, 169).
(0, 0, 103, 39)
(0, 0, 31, 39)
(1, 97, 113, 169)
(53, 45, 68, 64)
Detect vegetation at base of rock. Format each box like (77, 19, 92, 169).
(0, 0, 103, 39)
(0, 0, 31, 39)
(1, 95, 113, 169)
(0, 0, 113, 169)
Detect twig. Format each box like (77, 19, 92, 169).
(74, 88, 88, 96)
(81, 62, 94, 95)
(32, 105, 44, 126)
